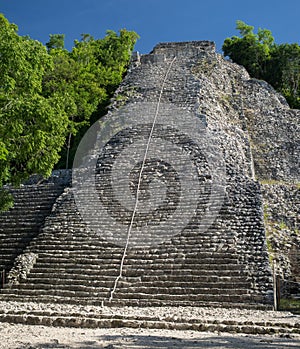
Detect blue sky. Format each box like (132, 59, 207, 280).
(1, 0, 300, 54)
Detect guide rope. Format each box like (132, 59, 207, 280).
(108, 56, 177, 303)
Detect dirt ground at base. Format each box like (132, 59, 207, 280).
(0, 323, 300, 349)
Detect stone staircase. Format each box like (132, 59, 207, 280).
(0, 181, 273, 309)
(0, 183, 65, 283)
(0, 41, 275, 313)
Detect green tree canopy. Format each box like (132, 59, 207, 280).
(0, 13, 139, 211)
(45, 29, 139, 168)
(266, 43, 300, 108)
(46, 34, 65, 51)
(0, 14, 70, 210)
(222, 20, 274, 78)
(223, 20, 300, 109)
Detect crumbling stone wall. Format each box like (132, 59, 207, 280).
(262, 184, 300, 297)
(142, 43, 299, 298)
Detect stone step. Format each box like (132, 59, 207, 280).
(0, 247, 31, 256)
(30, 255, 240, 266)
(4, 279, 251, 295)
(0, 246, 34, 254)
(1, 305, 297, 335)
(26, 241, 237, 252)
(35, 265, 243, 277)
(0, 315, 283, 335)
(24, 275, 250, 289)
(35, 250, 239, 259)
(0, 221, 46, 228)
(141, 273, 250, 282)
(0, 214, 49, 221)
(1, 239, 37, 246)
(11, 189, 63, 195)
(0, 290, 110, 301)
(27, 245, 238, 255)
(117, 286, 251, 296)
(23, 273, 249, 285)
(0, 289, 263, 306)
(1, 199, 58, 207)
(26, 273, 118, 283)
(0, 257, 21, 265)
(109, 293, 264, 305)
(28, 260, 244, 272)
(40, 241, 234, 251)
(123, 268, 245, 278)
(29, 266, 120, 276)
(0, 214, 51, 221)
(29, 235, 237, 244)
(0, 293, 271, 309)
(0, 219, 45, 226)
(30, 255, 239, 266)
(105, 298, 272, 309)
(1, 199, 61, 209)
(2, 282, 111, 293)
(0, 287, 109, 298)
(0, 286, 256, 303)
(24, 266, 245, 282)
(0, 222, 43, 229)
(0, 257, 15, 264)
(4, 197, 61, 205)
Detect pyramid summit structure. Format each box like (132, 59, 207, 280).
(0, 41, 299, 313)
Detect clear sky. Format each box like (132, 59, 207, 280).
(1, 0, 300, 54)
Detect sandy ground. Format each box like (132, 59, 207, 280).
(1, 323, 300, 349)
(1, 302, 300, 348)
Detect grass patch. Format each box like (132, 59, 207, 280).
(279, 298, 300, 314)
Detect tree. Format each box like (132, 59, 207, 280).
(43, 43, 105, 168)
(223, 20, 274, 79)
(0, 14, 139, 211)
(223, 20, 300, 108)
(46, 29, 139, 169)
(266, 44, 300, 108)
(46, 34, 65, 51)
(0, 14, 70, 210)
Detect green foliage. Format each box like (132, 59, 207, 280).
(46, 34, 65, 51)
(0, 14, 70, 190)
(50, 29, 139, 168)
(0, 188, 13, 212)
(267, 43, 300, 108)
(279, 298, 300, 314)
(223, 20, 300, 109)
(0, 13, 139, 210)
(236, 20, 254, 37)
(279, 220, 289, 230)
(223, 20, 274, 78)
